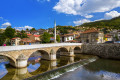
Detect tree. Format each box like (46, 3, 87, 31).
(30, 28, 36, 31)
(0, 33, 6, 46)
(41, 32, 50, 43)
(4, 26, 15, 39)
(16, 30, 28, 38)
(26, 28, 29, 31)
(56, 35, 60, 42)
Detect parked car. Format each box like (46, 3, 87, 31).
(104, 41, 114, 43)
(114, 41, 120, 43)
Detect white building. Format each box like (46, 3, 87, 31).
(60, 34, 75, 42)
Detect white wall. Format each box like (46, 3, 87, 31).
(64, 36, 74, 42)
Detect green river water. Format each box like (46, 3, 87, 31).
(0, 54, 120, 80)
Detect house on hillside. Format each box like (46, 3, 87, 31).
(80, 29, 104, 43)
(110, 30, 120, 41)
(20, 38, 34, 45)
(31, 30, 40, 35)
(27, 34, 41, 44)
(60, 34, 75, 43)
(11, 37, 21, 46)
(104, 34, 113, 41)
(38, 29, 47, 35)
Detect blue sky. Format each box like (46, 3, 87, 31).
(0, 0, 120, 30)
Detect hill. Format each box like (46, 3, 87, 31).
(79, 16, 120, 29)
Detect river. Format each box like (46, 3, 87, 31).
(0, 54, 120, 80)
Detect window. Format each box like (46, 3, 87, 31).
(67, 37, 69, 40)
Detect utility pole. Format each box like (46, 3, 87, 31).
(54, 20, 57, 43)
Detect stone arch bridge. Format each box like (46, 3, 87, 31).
(0, 43, 82, 68)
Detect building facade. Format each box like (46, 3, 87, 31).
(80, 29, 104, 43)
(11, 37, 21, 46)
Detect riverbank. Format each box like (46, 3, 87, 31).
(24, 56, 98, 80)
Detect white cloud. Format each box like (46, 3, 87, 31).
(73, 19, 91, 25)
(0, 17, 3, 20)
(1, 22, 11, 28)
(53, 0, 120, 17)
(85, 15, 93, 18)
(104, 11, 120, 19)
(37, 0, 50, 2)
(14, 25, 33, 30)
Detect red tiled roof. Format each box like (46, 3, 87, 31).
(75, 35, 80, 39)
(21, 38, 35, 43)
(27, 34, 32, 36)
(105, 34, 112, 38)
(62, 34, 74, 37)
(11, 37, 20, 40)
(66, 40, 77, 42)
(81, 29, 99, 34)
(34, 35, 40, 37)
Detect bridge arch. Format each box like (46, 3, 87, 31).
(38, 50, 50, 60)
(0, 54, 16, 67)
(74, 46, 81, 54)
(56, 47, 69, 57)
(27, 50, 50, 61)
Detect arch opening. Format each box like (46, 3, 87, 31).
(74, 47, 81, 54)
(56, 47, 69, 58)
(0, 55, 16, 78)
(27, 51, 41, 65)
(27, 50, 50, 65)
(0, 55, 15, 66)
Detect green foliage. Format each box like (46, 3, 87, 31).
(50, 34, 54, 37)
(26, 28, 29, 31)
(30, 28, 36, 31)
(4, 26, 15, 39)
(0, 33, 6, 46)
(80, 16, 120, 29)
(0, 26, 15, 46)
(56, 35, 60, 42)
(115, 35, 119, 41)
(57, 25, 77, 34)
(41, 32, 50, 43)
(16, 30, 28, 38)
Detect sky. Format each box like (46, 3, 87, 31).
(0, 0, 120, 30)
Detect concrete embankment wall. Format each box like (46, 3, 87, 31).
(81, 44, 120, 59)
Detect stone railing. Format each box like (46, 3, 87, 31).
(0, 43, 82, 52)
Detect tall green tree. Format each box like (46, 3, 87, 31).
(56, 35, 60, 42)
(26, 28, 29, 31)
(41, 32, 50, 43)
(4, 26, 15, 39)
(0, 33, 6, 46)
(30, 28, 36, 31)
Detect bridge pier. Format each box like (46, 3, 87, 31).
(50, 49, 57, 61)
(16, 54, 27, 68)
(69, 47, 75, 57)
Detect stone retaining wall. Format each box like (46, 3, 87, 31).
(81, 44, 120, 59)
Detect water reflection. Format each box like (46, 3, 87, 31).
(84, 59, 120, 73)
(1, 54, 119, 80)
(0, 54, 85, 80)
